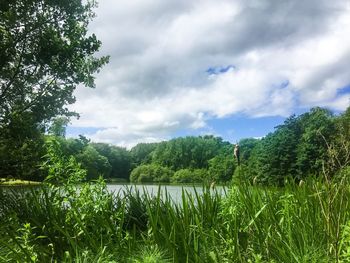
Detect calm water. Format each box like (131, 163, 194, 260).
(107, 184, 228, 203)
(0, 184, 228, 203)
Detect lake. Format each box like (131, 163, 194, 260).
(107, 184, 228, 203)
(0, 183, 229, 204)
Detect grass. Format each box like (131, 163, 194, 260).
(0, 179, 350, 262)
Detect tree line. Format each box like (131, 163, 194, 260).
(1, 106, 349, 185)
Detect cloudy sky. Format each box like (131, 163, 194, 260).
(68, 0, 350, 148)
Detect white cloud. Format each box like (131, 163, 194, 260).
(69, 0, 350, 146)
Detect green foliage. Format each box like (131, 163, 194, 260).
(48, 116, 70, 137)
(208, 155, 235, 182)
(296, 107, 335, 178)
(245, 107, 341, 185)
(41, 136, 86, 184)
(61, 135, 90, 156)
(0, 0, 107, 180)
(92, 143, 131, 180)
(130, 245, 171, 263)
(219, 181, 350, 262)
(2, 178, 349, 262)
(9, 223, 40, 263)
(238, 138, 260, 164)
(0, 112, 46, 180)
(340, 220, 350, 261)
(2, 136, 350, 262)
(152, 136, 228, 170)
(3, 105, 350, 184)
(253, 115, 302, 185)
(76, 145, 111, 180)
(0, 0, 108, 123)
(130, 164, 174, 183)
(171, 168, 208, 183)
(130, 142, 159, 166)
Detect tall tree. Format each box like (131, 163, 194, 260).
(92, 143, 131, 180)
(48, 116, 69, 137)
(0, 0, 108, 124)
(296, 107, 335, 178)
(250, 115, 302, 185)
(0, 0, 108, 179)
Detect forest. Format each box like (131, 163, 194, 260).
(2, 106, 349, 186)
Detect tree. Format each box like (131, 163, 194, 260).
(130, 164, 174, 183)
(92, 143, 131, 180)
(238, 138, 260, 164)
(0, 111, 46, 179)
(152, 136, 226, 170)
(249, 115, 302, 185)
(0, 0, 108, 179)
(76, 145, 111, 180)
(130, 142, 158, 166)
(0, 0, 108, 124)
(48, 116, 69, 137)
(171, 168, 207, 183)
(208, 155, 235, 182)
(296, 107, 335, 177)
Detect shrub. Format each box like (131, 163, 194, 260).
(171, 168, 207, 183)
(130, 164, 174, 183)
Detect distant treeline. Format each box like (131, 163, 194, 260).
(1, 106, 349, 184)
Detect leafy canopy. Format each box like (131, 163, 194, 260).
(0, 0, 109, 125)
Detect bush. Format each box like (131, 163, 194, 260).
(130, 164, 174, 183)
(171, 169, 207, 183)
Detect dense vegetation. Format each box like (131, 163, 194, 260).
(1, 124, 350, 261)
(0, 0, 108, 180)
(1, 166, 350, 262)
(8, 107, 350, 185)
(1, 106, 350, 185)
(1, 0, 350, 262)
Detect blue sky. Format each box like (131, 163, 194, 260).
(67, 114, 286, 144)
(67, 0, 350, 148)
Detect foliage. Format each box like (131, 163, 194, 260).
(296, 107, 335, 178)
(41, 136, 86, 184)
(341, 220, 350, 260)
(1, 178, 350, 262)
(47, 116, 69, 137)
(130, 164, 174, 183)
(92, 142, 131, 180)
(1, 142, 350, 261)
(0, 0, 107, 180)
(130, 142, 159, 166)
(151, 135, 229, 170)
(0, 112, 46, 179)
(130, 245, 171, 263)
(171, 168, 207, 183)
(3, 105, 350, 184)
(238, 138, 260, 164)
(246, 107, 340, 185)
(0, 0, 108, 123)
(47, 137, 131, 181)
(208, 155, 235, 182)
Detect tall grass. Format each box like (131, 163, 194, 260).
(1, 179, 350, 262)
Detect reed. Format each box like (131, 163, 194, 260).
(0, 179, 349, 262)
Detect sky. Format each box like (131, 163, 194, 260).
(67, 0, 350, 148)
